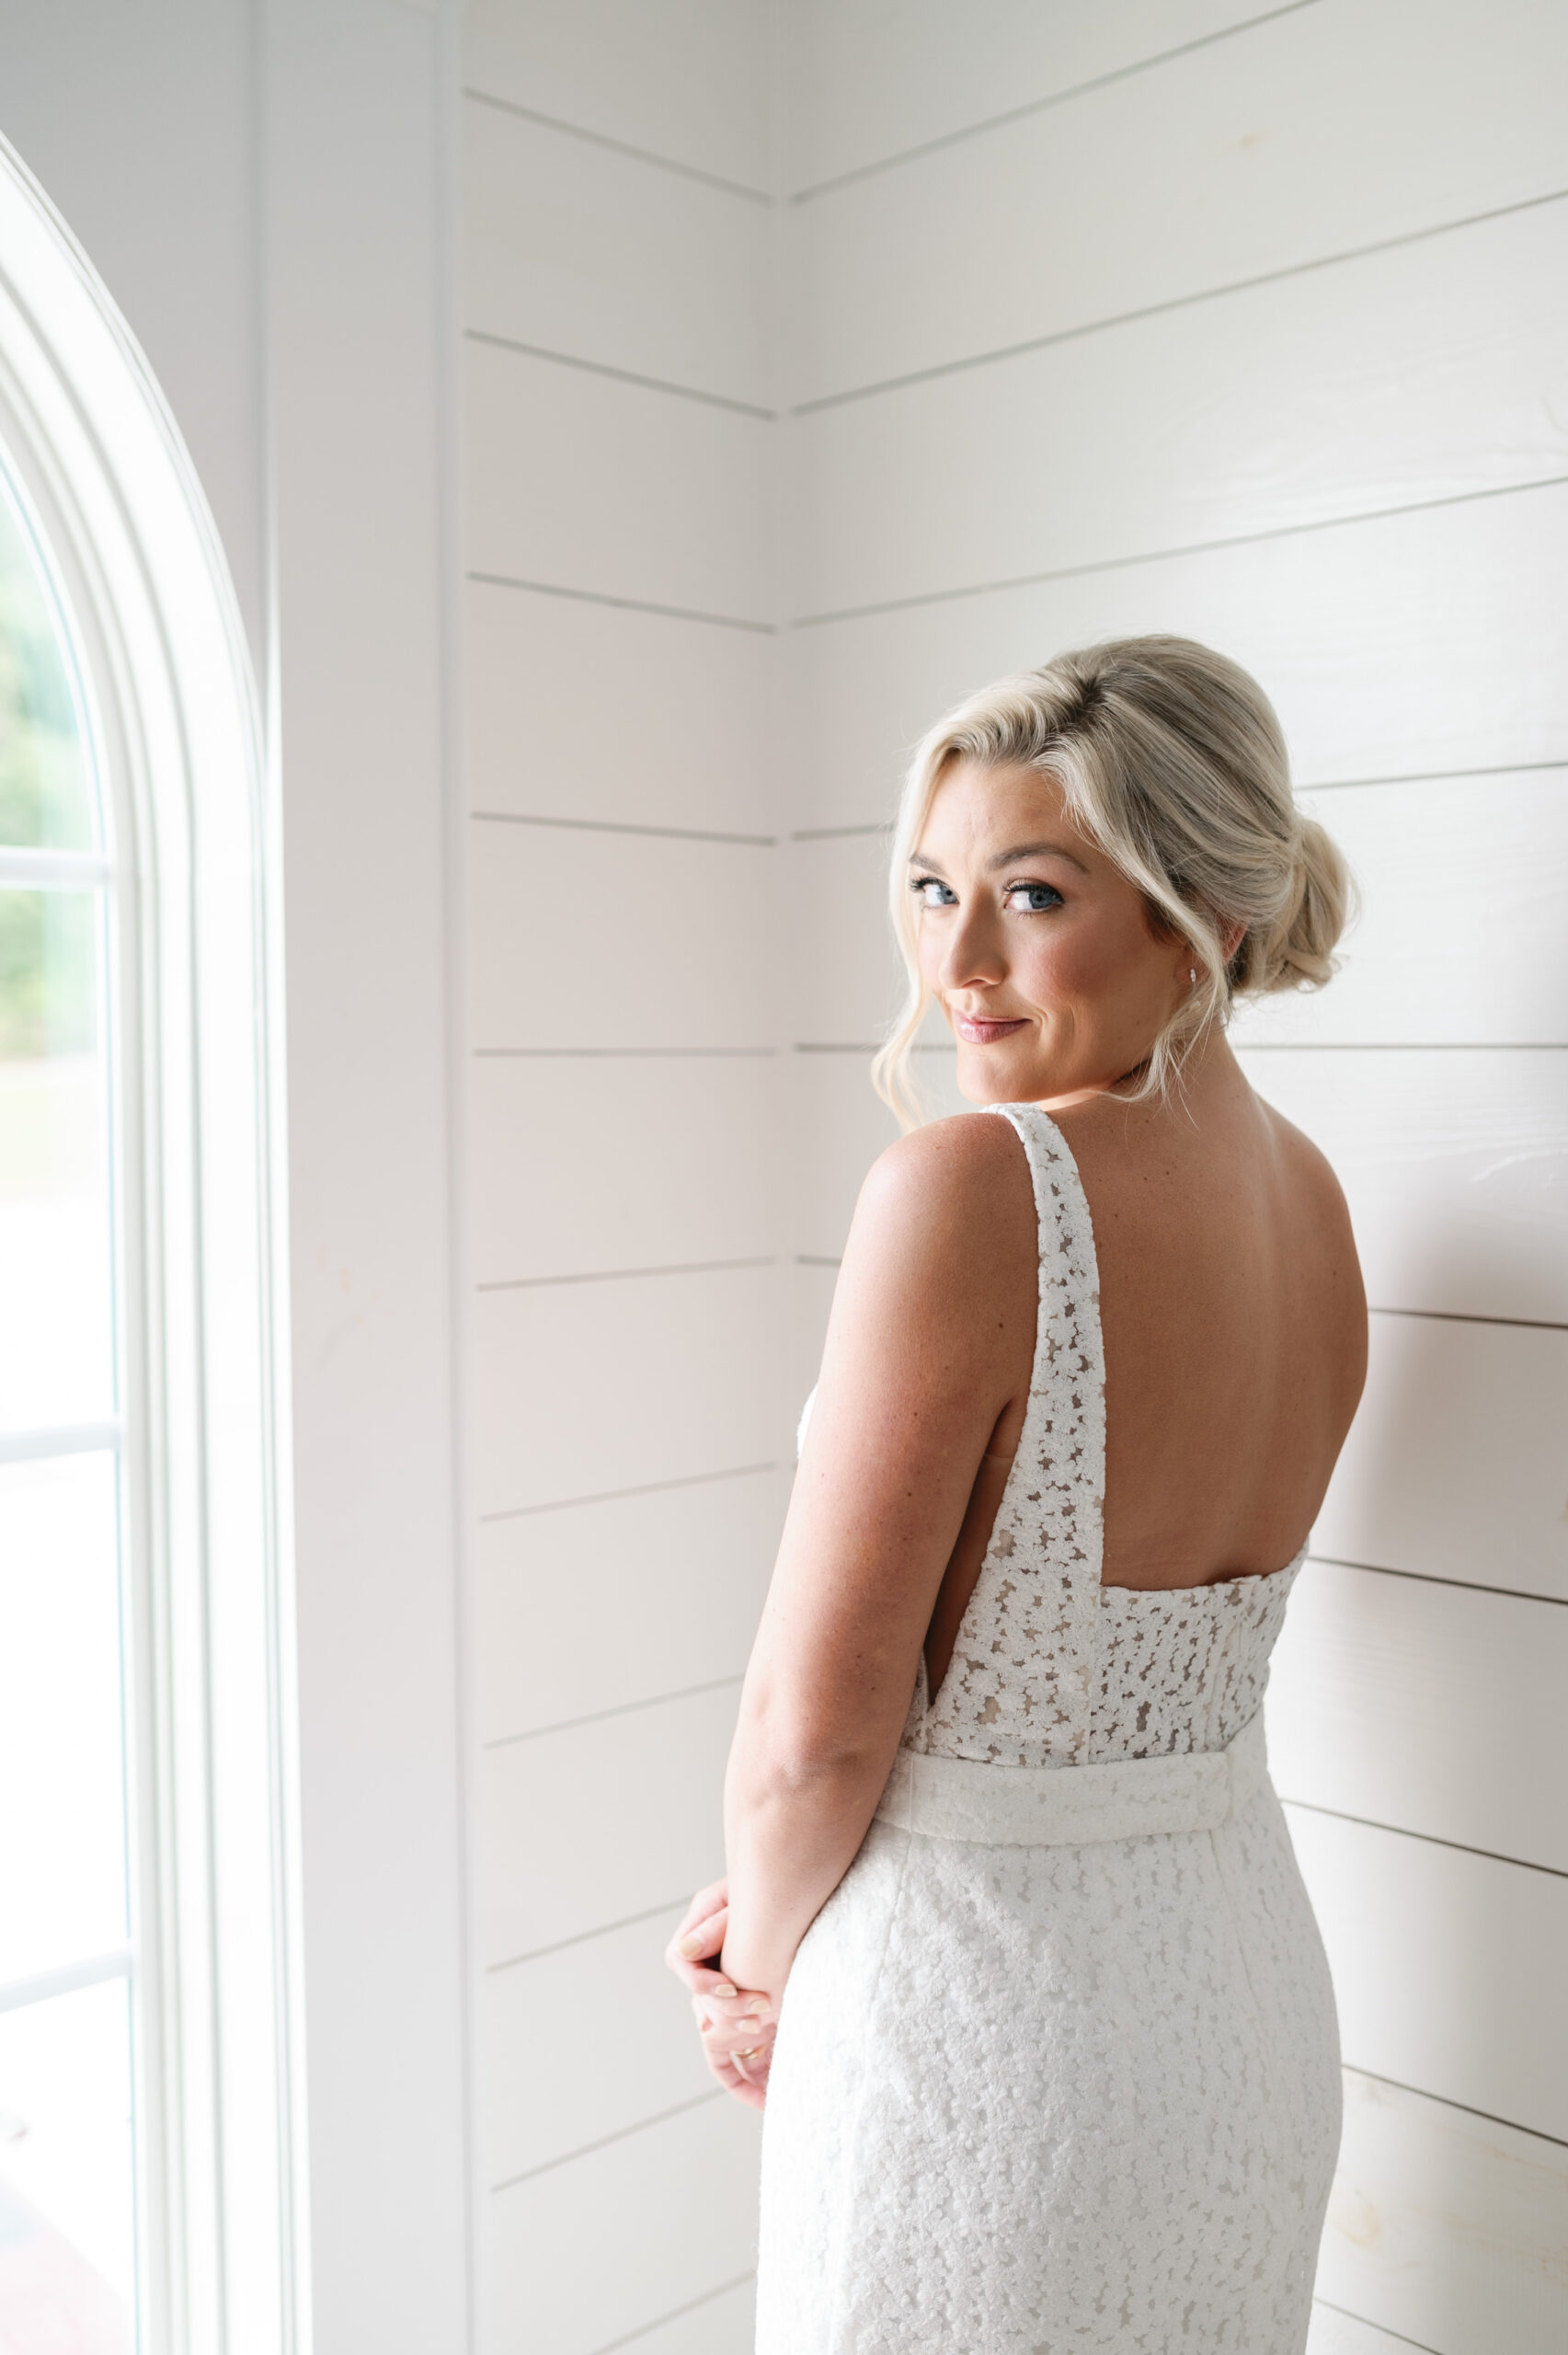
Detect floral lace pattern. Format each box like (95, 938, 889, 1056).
(756, 1105, 1340, 2353)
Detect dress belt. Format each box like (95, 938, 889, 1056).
(873, 1711, 1269, 1848)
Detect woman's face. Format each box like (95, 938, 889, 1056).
(910, 758, 1195, 1108)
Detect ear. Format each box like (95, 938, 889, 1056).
(1179, 918, 1246, 982)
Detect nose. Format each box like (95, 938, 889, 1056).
(937, 898, 1007, 994)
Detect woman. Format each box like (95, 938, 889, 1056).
(666, 636, 1366, 2352)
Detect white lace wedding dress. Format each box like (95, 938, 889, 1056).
(754, 1104, 1341, 2353)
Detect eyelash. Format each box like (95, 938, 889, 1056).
(910, 878, 1064, 913)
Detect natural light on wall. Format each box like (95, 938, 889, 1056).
(0, 454, 133, 2349)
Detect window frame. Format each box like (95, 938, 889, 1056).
(0, 134, 304, 2355)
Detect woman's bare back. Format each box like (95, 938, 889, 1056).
(1060, 1052, 1368, 1590)
(924, 1051, 1367, 1693)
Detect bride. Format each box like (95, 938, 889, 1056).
(666, 635, 1365, 2353)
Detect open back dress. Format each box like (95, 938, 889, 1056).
(754, 1103, 1342, 2354)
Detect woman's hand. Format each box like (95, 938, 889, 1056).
(664, 1879, 776, 2112)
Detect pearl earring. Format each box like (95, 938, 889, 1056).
(1188, 964, 1197, 983)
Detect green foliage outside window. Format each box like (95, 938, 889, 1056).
(0, 891, 97, 1060)
(0, 482, 97, 1060)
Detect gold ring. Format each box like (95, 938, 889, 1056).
(735, 2045, 765, 2062)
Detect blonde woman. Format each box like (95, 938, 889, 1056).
(667, 637, 1365, 2353)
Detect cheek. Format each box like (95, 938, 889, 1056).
(1020, 909, 1167, 1005)
(1017, 920, 1112, 999)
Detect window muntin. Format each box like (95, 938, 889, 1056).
(0, 457, 135, 2349)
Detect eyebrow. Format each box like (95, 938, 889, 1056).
(909, 839, 1090, 876)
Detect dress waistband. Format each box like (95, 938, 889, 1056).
(873, 1712, 1269, 1848)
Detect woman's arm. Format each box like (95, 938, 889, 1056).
(718, 1113, 1036, 2005)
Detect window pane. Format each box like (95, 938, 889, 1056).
(0, 887, 115, 1430)
(0, 1455, 128, 1987)
(0, 477, 94, 852)
(0, 1979, 134, 2349)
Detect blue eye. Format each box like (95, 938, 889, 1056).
(911, 877, 958, 907)
(1005, 881, 1063, 913)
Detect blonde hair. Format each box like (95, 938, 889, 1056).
(872, 634, 1353, 1128)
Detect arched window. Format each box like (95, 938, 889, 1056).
(0, 430, 133, 2344)
(0, 140, 302, 2350)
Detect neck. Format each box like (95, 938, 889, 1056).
(1033, 1028, 1244, 1117)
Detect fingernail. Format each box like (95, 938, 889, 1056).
(679, 1933, 707, 1958)
(709, 1979, 735, 1998)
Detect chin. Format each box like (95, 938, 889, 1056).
(955, 1040, 1053, 1108)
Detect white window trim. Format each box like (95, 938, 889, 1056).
(0, 136, 306, 2355)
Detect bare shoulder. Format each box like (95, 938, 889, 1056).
(859, 1108, 1033, 1226)
(1255, 1097, 1358, 1246)
(849, 1109, 1037, 1297)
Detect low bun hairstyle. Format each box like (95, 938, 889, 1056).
(873, 634, 1355, 1129)
(1232, 811, 1349, 997)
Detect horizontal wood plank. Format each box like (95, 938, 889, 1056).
(464, 0, 770, 192)
(787, 1048, 899, 1262)
(1316, 2069, 1568, 2355)
(1237, 1047, 1568, 1325)
(472, 1261, 786, 1520)
(784, 0, 1568, 404)
(626, 2276, 756, 2354)
(1266, 1560, 1568, 1870)
(474, 1466, 784, 1744)
(464, 339, 773, 622)
(468, 1051, 782, 1285)
(784, 828, 901, 1043)
(1231, 772, 1568, 1047)
(782, 0, 1279, 194)
(462, 577, 776, 835)
(487, 2092, 761, 2355)
(784, 479, 1568, 831)
(1284, 1807, 1568, 2142)
(477, 1679, 738, 1966)
(1304, 2306, 1425, 2355)
(467, 822, 777, 1053)
(480, 1904, 711, 2186)
(464, 95, 771, 408)
(1316, 1313, 1568, 1604)
(788, 197, 1568, 616)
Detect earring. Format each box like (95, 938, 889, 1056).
(1188, 964, 1197, 983)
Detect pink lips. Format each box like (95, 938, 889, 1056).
(953, 1013, 1030, 1045)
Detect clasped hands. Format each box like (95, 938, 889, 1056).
(663, 1877, 775, 2112)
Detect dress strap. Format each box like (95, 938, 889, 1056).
(989, 1101, 1106, 1571)
(921, 1103, 1107, 1763)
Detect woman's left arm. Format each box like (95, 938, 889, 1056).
(717, 1117, 1036, 2009)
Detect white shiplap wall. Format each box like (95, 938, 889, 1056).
(460, 5, 782, 2349)
(463, 4, 1568, 2349)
